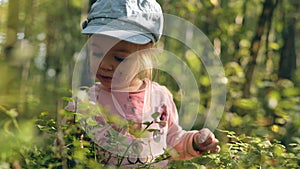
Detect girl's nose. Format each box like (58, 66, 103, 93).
(99, 56, 114, 71)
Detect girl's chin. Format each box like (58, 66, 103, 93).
(97, 79, 130, 91)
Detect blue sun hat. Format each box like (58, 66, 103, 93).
(82, 0, 163, 44)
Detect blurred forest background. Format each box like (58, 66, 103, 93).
(0, 0, 299, 168)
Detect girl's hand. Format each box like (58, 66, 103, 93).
(193, 128, 220, 153)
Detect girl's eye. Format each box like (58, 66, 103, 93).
(92, 52, 104, 58)
(114, 56, 126, 62)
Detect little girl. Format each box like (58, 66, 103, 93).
(67, 0, 220, 168)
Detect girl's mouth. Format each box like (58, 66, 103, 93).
(97, 74, 112, 82)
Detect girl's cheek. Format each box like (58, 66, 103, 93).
(114, 71, 132, 84)
(90, 58, 102, 75)
(115, 60, 138, 79)
(90, 63, 98, 76)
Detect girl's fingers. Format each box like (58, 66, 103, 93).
(195, 128, 220, 152)
(196, 128, 212, 144)
(198, 138, 219, 151)
(200, 133, 215, 147)
(210, 145, 221, 153)
(206, 138, 219, 150)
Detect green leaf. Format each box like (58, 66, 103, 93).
(40, 111, 49, 117)
(156, 121, 166, 126)
(61, 109, 75, 115)
(199, 76, 210, 87)
(36, 124, 46, 130)
(234, 98, 258, 110)
(185, 50, 201, 74)
(237, 134, 246, 140)
(143, 121, 152, 126)
(273, 144, 286, 156)
(6, 108, 18, 118)
(86, 119, 98, 126)
(147, 129, 159, 132)
(269, 42, 280, 50)
(231, 114, 243, 127)
(151, 112, 160, 119)
(62, 97, 74, 102)
(4, 120, 13, 134)
(282, 88, 300, 97)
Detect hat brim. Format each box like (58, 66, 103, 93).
(82, 26, 153, 45)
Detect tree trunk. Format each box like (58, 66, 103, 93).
(5, 0, 19, 60)
(24, 0, 34, 39)
(278, 18, 297, 79)
(242, 0, 278, 98)
(17, 0, 35, 113)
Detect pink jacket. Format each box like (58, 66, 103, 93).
(66, 79, 201, 168)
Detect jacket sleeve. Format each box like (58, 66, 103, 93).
(163, 88, 201, 160)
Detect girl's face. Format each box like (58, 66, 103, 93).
(88, 34, 143, 91)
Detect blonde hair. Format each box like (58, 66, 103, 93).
(134, 43, 156, 81)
